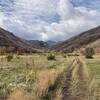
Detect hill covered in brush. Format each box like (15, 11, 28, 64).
(51, 26, 100, 53)
(0, 27, 40, 53)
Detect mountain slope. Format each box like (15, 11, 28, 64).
(46, 41, 57, 46)
(0, 27, 39, 52)
(28, 40, 49, 49)
(88, 39, 100, 48)
(27, 40, 57, 49)
(51, 26, 100, 53)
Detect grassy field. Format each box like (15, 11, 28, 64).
(0, 53, 100, 100)
(84, 55, 100, 97)
(0, 54, 70, 100)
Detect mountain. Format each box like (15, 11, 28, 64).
(0, 27, 39, 53)
(47, 41, 57, 46)
(27, 40, 57, 49)
(51, 26, 100, 53)
(28, 40, 49, 49)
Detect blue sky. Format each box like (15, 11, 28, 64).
(0, 0, 100, 41)
(71, 0, 100, 10)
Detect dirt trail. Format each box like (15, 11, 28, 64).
(62, 57, 97, 100)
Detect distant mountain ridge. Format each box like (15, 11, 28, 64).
(47, 41, 57, 46)
(0, 26, 100, 53)
(51, 26, 100, 53)
(0, 27, 56, 53)
(28, 40, 49, 49)
(27, 40, 56, 49)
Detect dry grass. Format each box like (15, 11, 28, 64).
(33, 69, 58, 99)
(7, 88, 33, 100)
(43, 57, 99, 100)
(83, 54, 100, 99)
(0, 53, 68, 100)
(32, 57, 69, 99)
(0, 54, 100, 100)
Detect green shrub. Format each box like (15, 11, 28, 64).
(47, 54, 56, 60)
(6, 54, 13, 62)
(63, 55, 66, 58)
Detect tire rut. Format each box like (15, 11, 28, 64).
(62, 58, 97, 100)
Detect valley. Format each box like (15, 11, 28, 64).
(0, 0, 100, 99)
(0, 26, 100, 100)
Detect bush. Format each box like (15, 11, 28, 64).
(47, 54, 56, 60)
(63, 55, 66, 58)
(6, 54, 13, 62)
(84, 47, 95, 58)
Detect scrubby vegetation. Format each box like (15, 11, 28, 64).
(84, 47, 95, 58)
(63, 54, 66, 58)
(47, 54, 56, 60)
(0, 53, 68, 100)
(0, 53, 100, 100)
(6, 54, 14, 62)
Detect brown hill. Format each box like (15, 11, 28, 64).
(0, 27, 39, 53)
(51, 26, 100, 53)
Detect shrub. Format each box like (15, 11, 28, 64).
(84, 47, 95, 58)
(63, 55, 66, 58)
(47, 54, 56, 60)
(6, 54, 13, 62)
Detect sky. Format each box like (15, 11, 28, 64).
(0, 0, 100, 41)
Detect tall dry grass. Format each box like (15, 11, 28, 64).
(7, 69, 63, 100)
(7, 88, 33, 100)
(7, 58, 67, 100)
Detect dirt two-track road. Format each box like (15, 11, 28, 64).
(62, 57, 98, 100)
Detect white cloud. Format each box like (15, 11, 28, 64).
(0, 0, 100, 41)
(57, 0, 76, 20)
(0, 12, 5, 27)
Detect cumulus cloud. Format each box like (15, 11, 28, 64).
(0, 0, 100, 41)
(0, 13, 4, 27)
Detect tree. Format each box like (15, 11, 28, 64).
(84, 47, 95, 58)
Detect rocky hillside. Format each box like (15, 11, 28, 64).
(27, 40, 57, 49)
(51, 26, 100, 53)
(46, 41, 57, 46)
(0, 27, 39, 53)
(28, 40, 49, 49)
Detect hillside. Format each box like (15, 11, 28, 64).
(88, 39, 100, 48)
(27, 40, 56, 49)
(47, 41, 57, 46)
(0, 27, 39, 53)
(51, 26, 100, 53)
(28, 40, 49, 49)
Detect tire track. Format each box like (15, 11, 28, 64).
(40, 57, 97, 100)
(62, 58, 97, 100)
